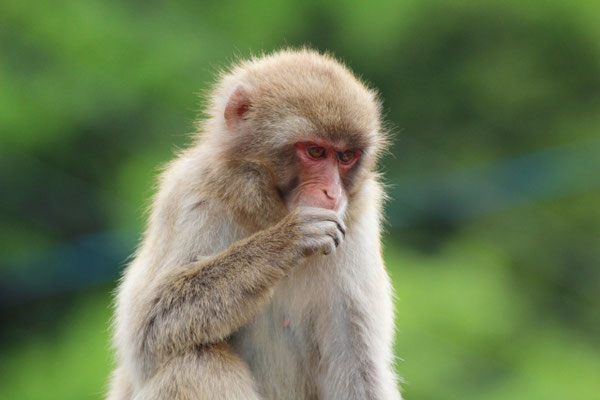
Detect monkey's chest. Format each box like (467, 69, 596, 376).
(230, 276, 322, 399)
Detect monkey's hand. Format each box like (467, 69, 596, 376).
(287, 207, 346, 257)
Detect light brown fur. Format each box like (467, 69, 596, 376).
(108, 49, 401, 400)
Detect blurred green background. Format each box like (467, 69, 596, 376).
(1, 0, 599, 399)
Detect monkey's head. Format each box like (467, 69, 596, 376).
(201, 49, 386, 227)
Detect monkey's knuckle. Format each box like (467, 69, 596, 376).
(333, 231, 343, 247)
(330, 223, 342, 236)
(323, 240, 335, 255)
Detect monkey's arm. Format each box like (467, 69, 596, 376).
(138, 219, 298, 364)
(135, 206, 344, 373)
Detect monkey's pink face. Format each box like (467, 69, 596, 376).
(289, 141, 361, 212)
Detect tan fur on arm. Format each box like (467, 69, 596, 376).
(137, 211, 302, 370)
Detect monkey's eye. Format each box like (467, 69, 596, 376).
(307, 146, 326, 159)
(337, 150, 356, 163)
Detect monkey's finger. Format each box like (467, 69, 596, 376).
(322, 237, 337, 255)
(324, 225, 343, 248)
(299, 220, 337, 236)
(332, 228, 344, 247)
(299, 207, 341, 224)
(310, 211, 346, 238)
(335, 220, 346, 238)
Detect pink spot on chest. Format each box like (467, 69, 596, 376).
(282, 317, 290, 328)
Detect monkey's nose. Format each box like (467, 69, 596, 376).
(319, 188, 341, 210)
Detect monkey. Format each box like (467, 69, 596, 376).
(107, 48, 401, 400)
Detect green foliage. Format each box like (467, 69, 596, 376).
(388, 242, 600, 400)
(0, 287, 113, 400)
(1, 0, 599, 399)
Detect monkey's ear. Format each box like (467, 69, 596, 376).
(224, 84, 252, 130)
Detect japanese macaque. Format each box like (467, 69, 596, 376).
(108, 49, 401, 400)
